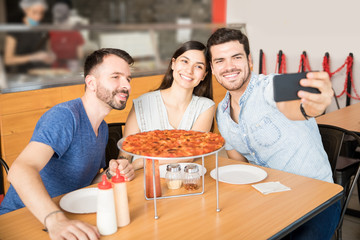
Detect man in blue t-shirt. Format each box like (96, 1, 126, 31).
(207, 28, 339, 240)
(0, 48, 135, 239)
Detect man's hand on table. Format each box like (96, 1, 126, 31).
(47, 211, 100, 240)
(109, 159, 135, 181)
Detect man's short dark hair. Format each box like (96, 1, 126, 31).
(206, 28, 250, 61)
(84, 48, 134, 77)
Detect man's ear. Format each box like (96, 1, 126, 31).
(248, 54, 253, 71)
(85, 75, 97, 92)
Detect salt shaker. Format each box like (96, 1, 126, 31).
(165, 163, 182, 189)
(97, 174, 117, 235)
(183, 164, 201, 191)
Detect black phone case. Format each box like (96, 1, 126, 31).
(273, 72, 320, 102)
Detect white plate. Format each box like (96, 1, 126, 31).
(210, 164, 267, 184)
(159, 163, 207, 178)
(59, 188, 98, 214)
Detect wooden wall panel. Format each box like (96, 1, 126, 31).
(0, 88, 62, 115)
(2, 131, 33, 158)
(1, 109, 46, 137)
(60, 84, 85, 102)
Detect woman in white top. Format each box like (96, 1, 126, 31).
(121, 41, 215, 169)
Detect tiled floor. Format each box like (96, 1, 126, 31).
(342, 187, 360, 240)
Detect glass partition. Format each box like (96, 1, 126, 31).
(0, 23, 246, 92)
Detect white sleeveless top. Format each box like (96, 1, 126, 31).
(133, 90, 215, 132)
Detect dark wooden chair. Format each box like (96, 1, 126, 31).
(318, 124, 360, 240)
(105, 122, 125, 170)
(0, 157, 9, 204)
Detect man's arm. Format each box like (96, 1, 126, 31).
(226, 149, 248, 162)
(276, 72, 333, 121)
(8, 141, 99, 240)
(92, 158, 135, 183)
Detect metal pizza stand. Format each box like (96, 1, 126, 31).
(117, 137, 224, 219)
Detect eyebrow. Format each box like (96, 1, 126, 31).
(180, 56, 205, 66)
(213, 52, 245, 62)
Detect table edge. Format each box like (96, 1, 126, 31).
(269, 191, 343, 239)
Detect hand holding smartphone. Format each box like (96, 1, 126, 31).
(273, 72, 320, 102)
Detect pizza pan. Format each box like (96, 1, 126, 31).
(117, 137, 224, 160)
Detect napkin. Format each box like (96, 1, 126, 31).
(251, 181, 291, 195)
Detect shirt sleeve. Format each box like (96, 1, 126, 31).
(31, 107, 76, 158)
(215, 107, 234, 151)
(198, 97, 215, 114)
(263, 74, 277, 108)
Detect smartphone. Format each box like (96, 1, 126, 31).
(273, 72, 320, 102)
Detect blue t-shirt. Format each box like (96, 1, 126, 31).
(0, 98, 108, 214)
(216, 73, 333, 183)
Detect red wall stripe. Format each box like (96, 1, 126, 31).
(212, 0, 227, 23)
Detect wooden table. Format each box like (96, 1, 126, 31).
(0, 156, 343, 240)
(316, 102, 360, 133)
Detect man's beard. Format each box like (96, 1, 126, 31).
(96, 84, 129, 110)
(218, 65, 251, 91)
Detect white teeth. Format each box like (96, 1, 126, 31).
(224, 73, 238, 78)
(180, 74, 192, 81)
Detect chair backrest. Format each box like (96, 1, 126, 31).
(105, 123, 125, 170)
(0, 157, 9, 204)
(318, 125, 345, 180)
(318, 124, 360, 178)
(317, 124, 360, 234)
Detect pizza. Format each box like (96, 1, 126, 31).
(122, 130, 225, 157)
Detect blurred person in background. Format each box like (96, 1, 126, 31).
(50, 0, 84, 71)
(4, 0, 55, 74)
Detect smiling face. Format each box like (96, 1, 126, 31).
(210, 41, 253, 92)
(93, 55, 131, 110)
(171, 49, 207, 90)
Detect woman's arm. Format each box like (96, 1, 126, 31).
(4, 35, 54, 66)
(191, 105, 216, 132)
(226, 149, 248, 162)
(4, 35, 32, 65)
(120, 106, 143, 169)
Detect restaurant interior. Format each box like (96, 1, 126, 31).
(0, 0, 359, 239)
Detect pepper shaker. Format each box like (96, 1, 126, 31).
(183, 164, 200, 191)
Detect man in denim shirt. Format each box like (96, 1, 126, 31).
(207, 28, 339, 240)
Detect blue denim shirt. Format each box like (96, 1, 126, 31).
(216, 73, 333, 183)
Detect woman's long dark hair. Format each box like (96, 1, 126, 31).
(156, 41, 213, 100)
